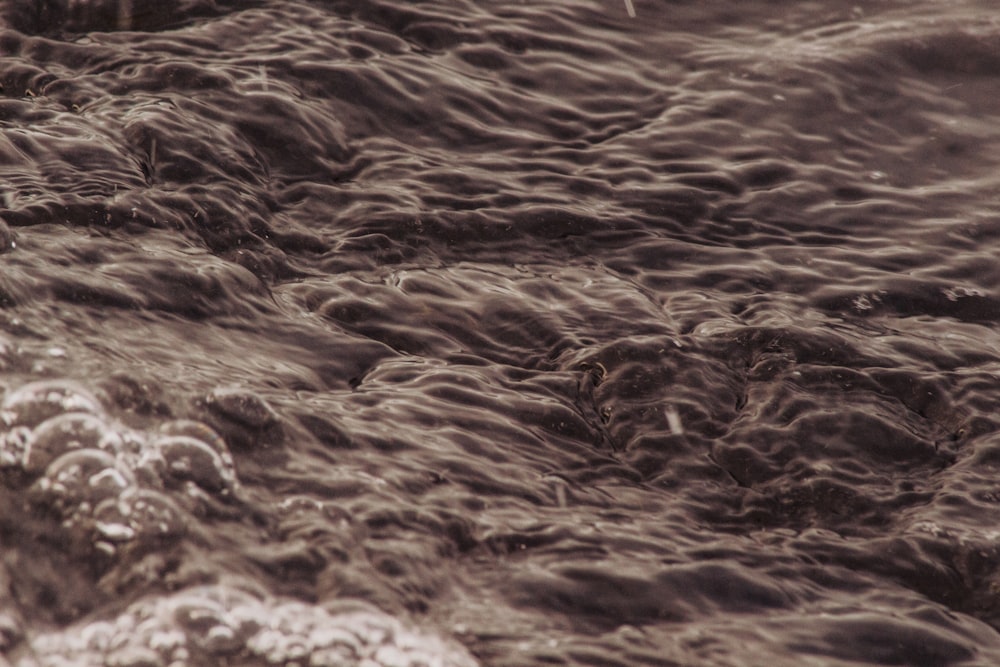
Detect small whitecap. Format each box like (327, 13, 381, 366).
(852, 294, 873, 312)
(942, 285, 984, 302)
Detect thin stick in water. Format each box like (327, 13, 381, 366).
(117, 0, 134, 30)
(624, 0, 636, 18)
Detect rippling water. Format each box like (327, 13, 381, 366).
(2, 0, 1000, 665)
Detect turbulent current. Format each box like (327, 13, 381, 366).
(1, 0, 1000, 665)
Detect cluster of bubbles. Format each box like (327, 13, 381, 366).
(0, 380, 239, 559)
(16, 584, 478, 667)
(0, 380, 478, 667)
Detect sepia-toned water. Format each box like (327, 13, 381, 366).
(2, 0, 1000, 664)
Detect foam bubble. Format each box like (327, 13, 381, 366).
(153, 435, 238, 496)
(1, 380, 104, 429)
(2, 383, 467, 666)
(92, 488, 187, 543)
(26, 412, 119, 475)
(30, 449, 135, 517)
(21, 585, 479, 667)
(0, 380, 236, 560)
(158, 421, 230, 464)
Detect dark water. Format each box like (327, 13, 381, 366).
(1, 0, 1000, 665)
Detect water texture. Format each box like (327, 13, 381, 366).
(1, 0, 1000, 665)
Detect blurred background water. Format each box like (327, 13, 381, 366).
(1, 1, 1000, 665)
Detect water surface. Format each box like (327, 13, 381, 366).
(2, 1, 1000, 665)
